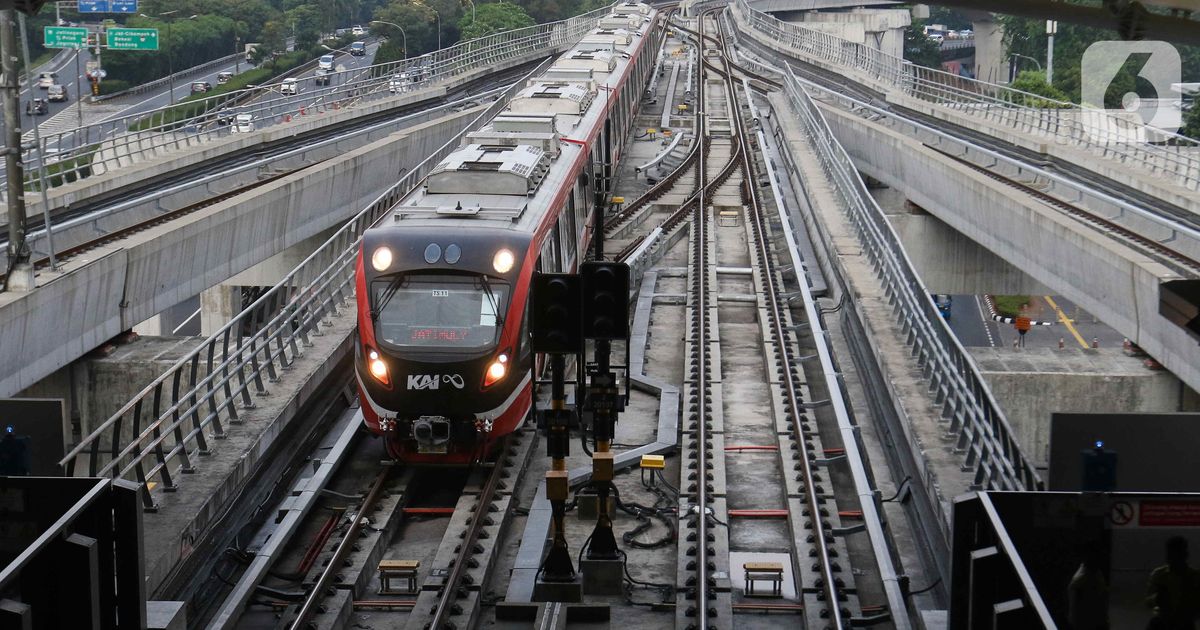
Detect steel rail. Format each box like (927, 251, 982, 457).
(708, 15, 845, 626)
(692, 13, 712, 626)
(2, 81, 518, 281)
(287, 465, 393, 630)
(728, 0, 1200, 192)
(426, 435, 513, 630)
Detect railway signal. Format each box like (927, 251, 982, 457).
(530, 273, 582, 354)
(580, 261, 630, 340)
(529, 272, 583, 593)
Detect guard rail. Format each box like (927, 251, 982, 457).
(777, 62, 1043, 493)
(58, 77, 527, 509)
(731, 0, 1200, 193)
(24, 4, 615, 190)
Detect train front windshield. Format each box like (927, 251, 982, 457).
(372, 274, 509, 353)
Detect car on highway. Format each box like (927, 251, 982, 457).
(280, 77, 299, 95)
(388, 73, 409, 93)
(217, 71, 233, 85)
(318, 54, 335, 71)
(349, 41, 366, 57)
(190, 81, 213, 94)
(958, 29, 973, 38)
(351, 25, 365, 36)
(26, 98, 48, 115)
(315, 68, 332, 86)
(230, 113, 255, 134)
(36, 72, 57, 89)
(932, 294, 952, 318)
(928, 33, 944, 43)
(47, 84, 67, 102)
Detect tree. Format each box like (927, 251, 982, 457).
(373, 1, 439, 56)
(1183, 104, 1200, 141)
(459, 2, 534, 41)
(257, 19, 288, 68)
(904, 20, 941, 68)
(1010, 70, 1071, 107)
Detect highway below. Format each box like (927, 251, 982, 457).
(16, 39, 379, 159)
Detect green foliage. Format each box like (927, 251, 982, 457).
(97, 79, 134, 95)
(127, 49, 310, 132)
(999, 14, 1200, 105)
(1183, 105, 1200, 141)
(372, 2, 440, 56)
(926, 7, 971, 31)
(459, 2, 534, 41)
(1010, 70, 1070, 107)
(30, 145, 97, 191)
(992, 295, 1031, 318)
(904, 19, 941, 69)
(103, 15, 239, 86)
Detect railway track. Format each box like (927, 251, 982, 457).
(665, 11, 905, 628)
(729, 30, 1200, 279)
(0, 64, 542, 288)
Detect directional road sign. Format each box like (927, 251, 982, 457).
(106, 27, 159, 51)
(78, 0, 138, 13)
(44, 26, 88, 48)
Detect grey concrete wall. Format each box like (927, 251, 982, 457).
(14, 336, 208, 454)
(818, 103, 1200, 396)
(972, 347, 1200, 468)
(878, 190, 1051, 294)
(0, 106, 484, 398)
(971, 15, 1009, 84)
(727, 6, 1199, 218)
(21, 45, 562, 226)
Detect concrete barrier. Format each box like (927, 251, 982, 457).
(0, 106, 484, 398)
(820, 103, 1200, 395)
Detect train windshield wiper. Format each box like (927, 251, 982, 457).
(478, 275, 505, 328)
(372, 274, 406, 320)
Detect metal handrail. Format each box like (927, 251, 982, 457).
(25, 4, 616, 190)
(58, 73, 535, 508)
(731, 0, 1200, 193)
(91, 51, 245, 103)
(778, 63, 1043, 492)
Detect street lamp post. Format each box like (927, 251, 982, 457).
(465, 0, 475, 24)
(369, 20, 406, 58)
(432, 8, 441, 51)
(1009, 53, 1041, 82)
(1045, 20, 1057, 85)
(141, 11, 197, 105)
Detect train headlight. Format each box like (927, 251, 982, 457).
(483, 353, 508, 387)
(492, 249, 515, 274)
(371, 247, 393, 272)
(367, 349, 390, 385)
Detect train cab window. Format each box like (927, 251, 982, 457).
(372, 273, 509, 352)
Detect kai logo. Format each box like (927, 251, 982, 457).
(406, 374, 466, 391)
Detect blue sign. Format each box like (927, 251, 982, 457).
(78, 0, 137, 13)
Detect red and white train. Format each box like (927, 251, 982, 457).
(354, 2, 661, 464)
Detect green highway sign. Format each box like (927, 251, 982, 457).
(106, 27, 159, 51)
(44, 26, 88, 48)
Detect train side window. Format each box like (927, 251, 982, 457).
(542, 232, 559, 273)
(563, 202, 577, 268)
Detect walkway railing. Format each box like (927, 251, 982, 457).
(57, 77, 527, 509)
(778, 62, 1043, 493)
(91, 51, 245, 103)
(732, 0, 1200, 193)
(27, 4, 614, 190)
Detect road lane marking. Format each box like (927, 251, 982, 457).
(1045, 295, 1088, 348)
(974, 295, 997, 346)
